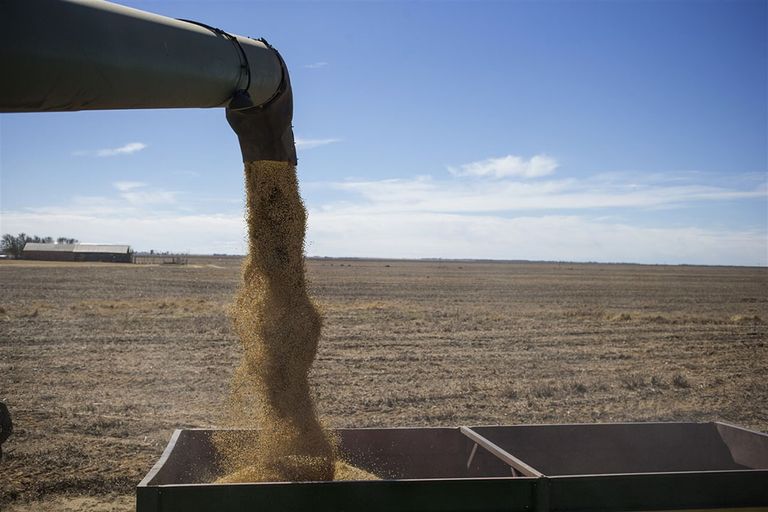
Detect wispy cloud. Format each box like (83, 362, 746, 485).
(306, 210, 766, 266)
(327, 175, 766, 214)
(450, 154, 558, 179)
(3, 166, 765, 265)
(30, 182, 180, 216)
(112, 181, 176, 206)
(303, 61, 328, 69)
(73, 142, 147, 157)
(303, 169, 766, 265)
(295, 137, 341, 150)
(114, 181, 145, 192)
(3, 206, 763, 265)
(172, 169, 200, 178)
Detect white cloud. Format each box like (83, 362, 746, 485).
(172, 170, 200, 178)
(23, 182, 179, 218)
(306, 211, 767, 266)
(304, 62, 328, 69)
(73, 142, 147, 157)
(327, 176, 766, 214)
(450, 154, 559, 179)
(2, 168, 765, 266)
(120, 190, 177, 206)
(303, 171, 766, 265)
(4, 205, 763, 265)
(113, 181, 145, 192)
(295, 137, 341, 150)
(110, 181, 177, 206)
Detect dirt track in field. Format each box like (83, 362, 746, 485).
(1, 257, 766, 510)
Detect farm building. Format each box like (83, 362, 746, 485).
(20, 243, 76, 261)
(22, 243, 133, 263)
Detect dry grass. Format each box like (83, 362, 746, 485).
(0, 257, 766, 510)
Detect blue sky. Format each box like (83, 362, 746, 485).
(1, 0, 766, 265)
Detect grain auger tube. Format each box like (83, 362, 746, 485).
(0, 0, 296, 163)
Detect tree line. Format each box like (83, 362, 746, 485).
(1, 233, 80, 258)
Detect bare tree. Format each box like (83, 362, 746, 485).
(1, 233, 25, 258)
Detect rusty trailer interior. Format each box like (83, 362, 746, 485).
(137, 422, 768, 511)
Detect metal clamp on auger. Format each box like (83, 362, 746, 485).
(225, 45, 297, 164)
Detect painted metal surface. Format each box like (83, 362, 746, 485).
(23, 243, 131, 254)
(467, 422, 768, 476)
(22, 243, 77, 253)
(0, 0, 283, 111)
(460, 425, 543, 477)
(73, 244, 132, 254)
(137, 423, 768, 512)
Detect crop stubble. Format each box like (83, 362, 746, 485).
(0, 258, 766, 510)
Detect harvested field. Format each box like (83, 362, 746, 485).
(0, 257, 766, 510)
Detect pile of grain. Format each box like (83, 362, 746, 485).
(214, 161, 377, 482)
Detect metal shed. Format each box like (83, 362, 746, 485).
(22, 243, 133, 263)
(73, 244, 132, 263)
(21, 242, 77, 261)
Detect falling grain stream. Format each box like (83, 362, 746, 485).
(214, 161, 376, 482)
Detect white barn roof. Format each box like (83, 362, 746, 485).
(23, 243, 130, 254)
(23, 243, 75, 252)
(74, 244, 130, 254)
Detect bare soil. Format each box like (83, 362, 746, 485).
(1, 257, 766, 510)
